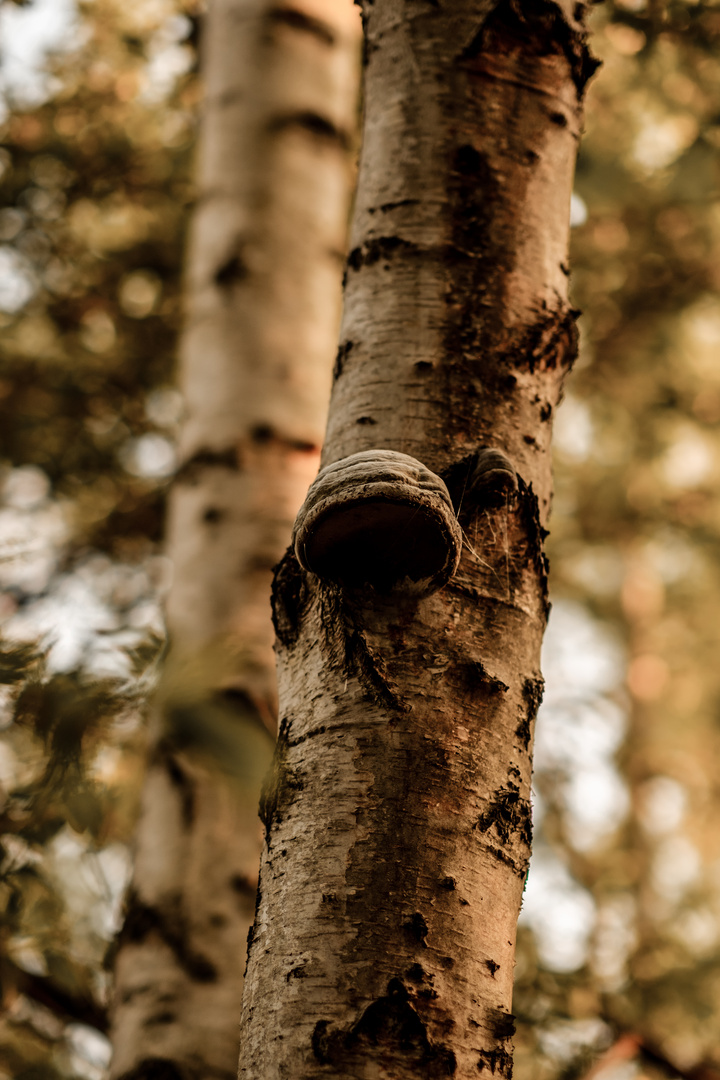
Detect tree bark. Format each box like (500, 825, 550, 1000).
(239, 1, 596, 1077)
(109, 2, 360, 1078)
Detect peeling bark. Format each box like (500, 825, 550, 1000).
(239, 0, 595, 1076)
(109, 1, 360, 1077)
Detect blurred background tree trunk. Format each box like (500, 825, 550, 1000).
(108, 2, 360, 1077)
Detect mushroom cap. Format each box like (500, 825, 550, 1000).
(293, 450, 462, 593)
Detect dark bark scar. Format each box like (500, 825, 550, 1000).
(312, 979, 457, 1075)
(475, 787, 532, 849)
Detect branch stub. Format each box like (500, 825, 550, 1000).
(293, 450, 462, 594)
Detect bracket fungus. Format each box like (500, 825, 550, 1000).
(469, 448, 518, 508)
(292, 449, 462, 594)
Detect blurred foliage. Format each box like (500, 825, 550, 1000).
(0, 0, 198, 560)
(0, 632, 160, 1078)
(0, 0, 196, 1075)
(513, 1, 720, 1077)
(1, 0, 720, 1078)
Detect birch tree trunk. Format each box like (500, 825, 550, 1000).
(109, 2, 360, 1078)
(239, 1, 597, 1077)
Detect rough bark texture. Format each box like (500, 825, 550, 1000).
(239, 1, 595, 1077)
(109, 2, 360, 1078)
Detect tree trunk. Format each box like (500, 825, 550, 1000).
(109, 2, 360, 1078)
(239, 2, 596, 1077)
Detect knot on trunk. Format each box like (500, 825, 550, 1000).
(292, 449, 461, 594)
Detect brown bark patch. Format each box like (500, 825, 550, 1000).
(477, 1046, 513, 1076)
(368, 198, 421, 215)
(312, 979, 457, 1076)
(318, 584, 408, 711)
(447, 480, 548, 622)
(271, 549, 308, 648)
(453, 659, 509, 699)
(462, 0, 600, 98)
(487, 1006, 516, 1041)
(346, 622, 406, 710)
(333, 340, 354, 380)
(516, 675, 544, 750)
(516, 479, 551, 610)
(259, 716, 305, 841)
(475, 787, 532, 848)
(474, 787, 532, 877)
(509, 306, 579, 375)
(403, 911, 429, 947)
(443, 144, 507, 363)
(347, 236, 422, 273)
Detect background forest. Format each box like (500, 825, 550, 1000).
(0, 0, 719, 1077)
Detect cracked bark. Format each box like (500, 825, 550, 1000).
(239, 1, 596, 1077)
(108, 1, 360, 1078)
